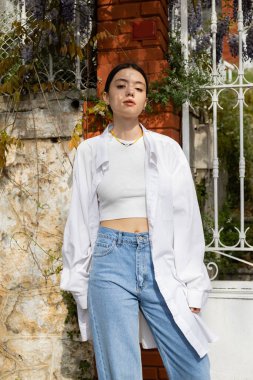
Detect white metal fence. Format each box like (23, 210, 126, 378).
(175, 0, 253, 280)
(205, 0, 253, 279)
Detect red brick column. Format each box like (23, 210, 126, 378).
(96, 0, 180, 143)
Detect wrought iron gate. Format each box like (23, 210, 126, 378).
(177, 0, 253, 280)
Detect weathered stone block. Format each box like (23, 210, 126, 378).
(0, 89, 94, 139)
(0, 138, 94, 378)
(3, 368, 51, 379)
(4, 289, 67, 336)
(5, 338, 52, 367)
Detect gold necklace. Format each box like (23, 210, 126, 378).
(110, 128, 143, 147)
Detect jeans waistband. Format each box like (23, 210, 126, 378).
(98, 225, 150, 244)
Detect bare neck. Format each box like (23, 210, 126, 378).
(111, 117, 142, 141)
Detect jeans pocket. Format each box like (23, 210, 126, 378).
(92, 235, 116, 257)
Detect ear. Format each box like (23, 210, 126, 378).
(103, 92, 109, 105)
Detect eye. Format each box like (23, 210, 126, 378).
(116, 84, 125, 89)
(136, 88, 144, 92)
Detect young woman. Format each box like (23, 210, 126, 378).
(60, 63, 217, 380)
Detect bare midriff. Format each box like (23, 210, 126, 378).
(100, 217, 149, 233)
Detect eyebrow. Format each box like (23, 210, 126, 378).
(114, 78, 145, 86)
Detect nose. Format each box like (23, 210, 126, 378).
(126, 87, 134, 97)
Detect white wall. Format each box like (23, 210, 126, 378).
(202, 281, 253, 380)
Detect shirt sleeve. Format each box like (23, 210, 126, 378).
(60, 142, 92, 310)
(171, 142, 212, 309)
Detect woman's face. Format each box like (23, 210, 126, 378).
(103, 68, 147, 119)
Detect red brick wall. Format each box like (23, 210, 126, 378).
(141, 349, 169, 379)
(94, 348, 169, 379)
(96, 0, 180, 143)
(97, 0, 169, 94)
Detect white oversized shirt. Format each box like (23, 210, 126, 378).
(60, 124, 218, 358)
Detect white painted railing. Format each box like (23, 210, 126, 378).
(176, 0, 253, 280)
(204, 0, 253, 279)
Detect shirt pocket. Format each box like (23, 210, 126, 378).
(92, 234, 116, 257)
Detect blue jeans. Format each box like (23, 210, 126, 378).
(88, 226, 210, 380)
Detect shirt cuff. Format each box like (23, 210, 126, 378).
(76, 305, 92, 341)
(73, 294, 88, 309)
(187, 289, 204, 309)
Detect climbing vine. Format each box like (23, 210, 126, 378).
(147, 32, 212, 110)
(0, 131, 22, 172)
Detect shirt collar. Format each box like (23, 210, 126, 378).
(95, 123, 158, 170)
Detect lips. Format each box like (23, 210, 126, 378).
(123, 100, 136, 106)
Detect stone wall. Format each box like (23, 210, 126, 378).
(0, 90, 95, 379)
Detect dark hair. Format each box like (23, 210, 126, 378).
(104, 62, 149, 94)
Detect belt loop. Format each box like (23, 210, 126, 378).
(117, 231, 123, 246)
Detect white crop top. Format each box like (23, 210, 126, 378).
(97, 135, 147, 221)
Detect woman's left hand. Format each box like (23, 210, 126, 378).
(190, 307, 201, 314)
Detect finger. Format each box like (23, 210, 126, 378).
(190, 307, 201, 313)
